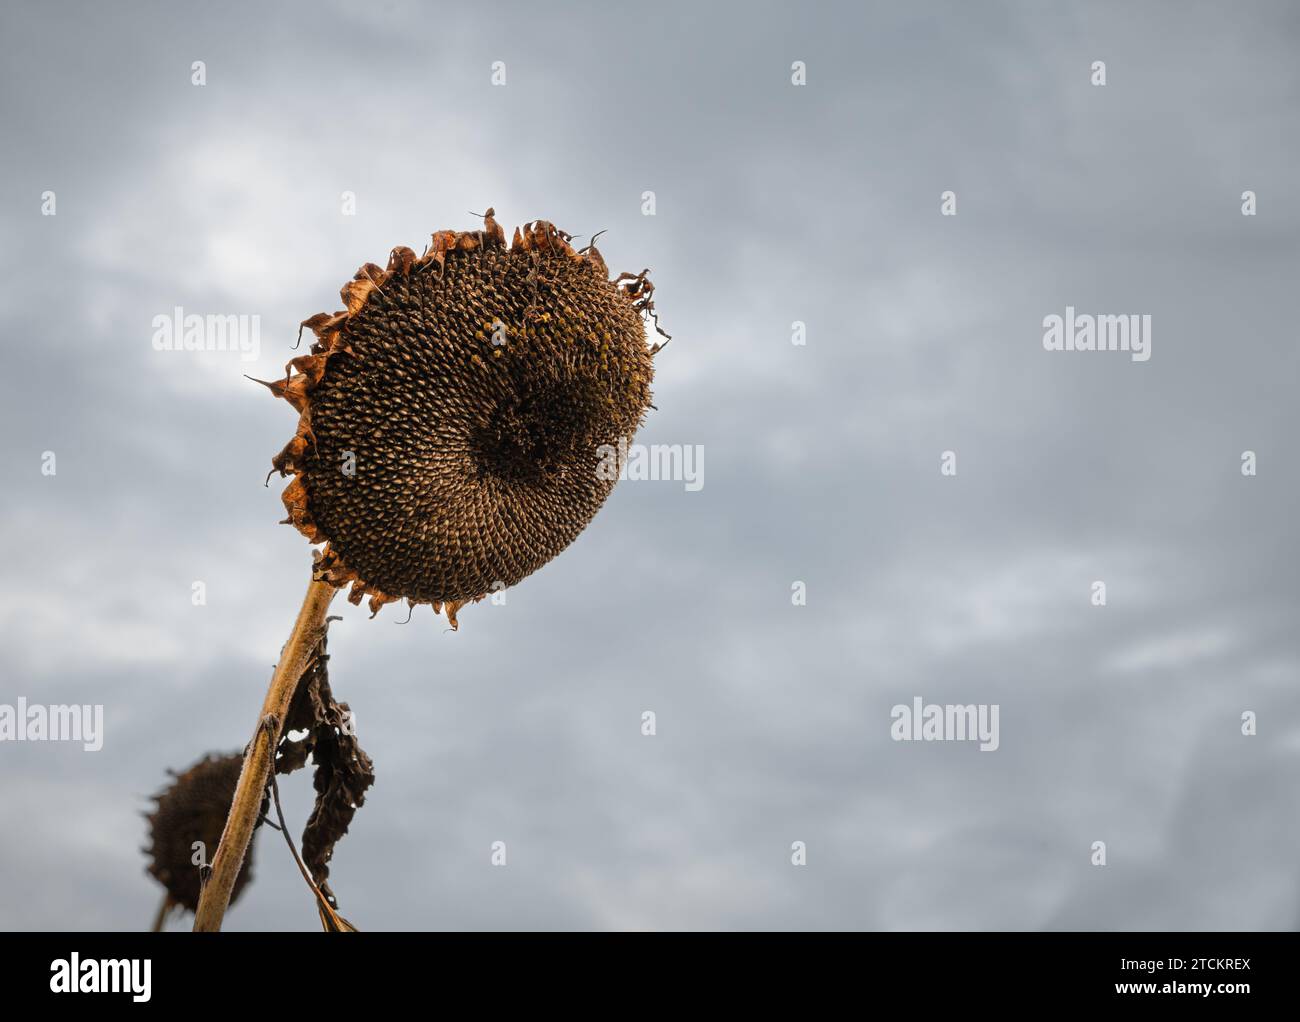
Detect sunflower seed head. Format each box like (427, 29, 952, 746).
(267, 212, 664, 627)
(144, 752, 258, 914)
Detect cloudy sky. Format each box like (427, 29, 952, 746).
(1, 0, 1298, 931)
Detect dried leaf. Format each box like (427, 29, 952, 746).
(276, 631, 375, 912)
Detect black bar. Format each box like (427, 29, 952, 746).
(0, 932, 1287, 1008)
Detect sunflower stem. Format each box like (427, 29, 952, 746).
(192, 566, 337, 932)
(151, 893, 174, 933)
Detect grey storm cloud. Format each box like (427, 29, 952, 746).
(0, 0, 1297, 930)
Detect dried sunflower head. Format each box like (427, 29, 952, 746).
(144, 752, 261, 914)
(265, 209, 665, 627)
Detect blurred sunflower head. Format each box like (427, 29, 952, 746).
(144, 751, 260, 914)
(264, 209, 666, 628)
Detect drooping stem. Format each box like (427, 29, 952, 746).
(151, 893, 174, 932)
(266, 752, 356, 931)
(193, 567, 337, 932)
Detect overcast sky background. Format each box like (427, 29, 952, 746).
(1, 0, 1298, 931)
